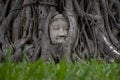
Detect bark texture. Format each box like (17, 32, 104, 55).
(0, 0, 120, 63)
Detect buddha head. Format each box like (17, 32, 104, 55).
(49, 14, 69, 44)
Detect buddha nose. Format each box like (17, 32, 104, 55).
(58, 28, 66, 36)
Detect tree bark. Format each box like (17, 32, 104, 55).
(0, 0, 120, 63)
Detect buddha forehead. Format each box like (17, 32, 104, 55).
(50, 19, 68, 27)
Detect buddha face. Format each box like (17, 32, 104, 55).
(49, 14, 69, 44)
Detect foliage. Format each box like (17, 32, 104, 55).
(0, 58, 120, 80)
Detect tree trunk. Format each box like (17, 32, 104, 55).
(0, 0, 120, 63)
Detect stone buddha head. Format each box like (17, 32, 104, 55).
(49, 14, 69, 44)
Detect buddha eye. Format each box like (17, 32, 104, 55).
(52, 26, 59, 30)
